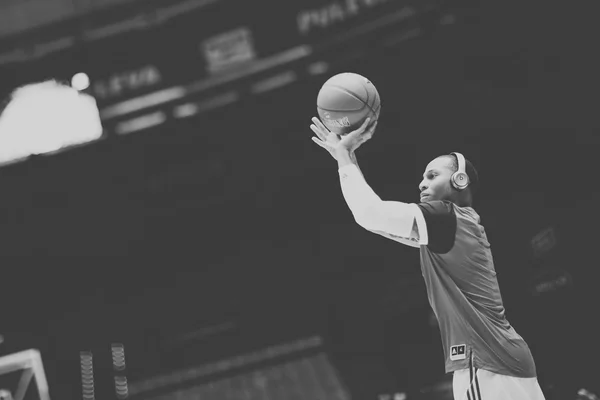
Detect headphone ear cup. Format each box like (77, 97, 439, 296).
(452, 172, 469, 190)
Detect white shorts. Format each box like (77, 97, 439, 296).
(453, 367, 546, 400)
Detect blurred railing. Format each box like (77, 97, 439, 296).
(127, 336, 351, 400)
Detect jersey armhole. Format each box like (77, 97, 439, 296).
(411, 204, 429, 245)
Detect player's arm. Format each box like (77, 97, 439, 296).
(335, 148, 428, 247)
(336, 149, 457, 252)
(310, 117, 455, 251)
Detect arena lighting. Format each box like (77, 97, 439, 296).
(71, 73, 91, 91)
(0, 80, 103, 164)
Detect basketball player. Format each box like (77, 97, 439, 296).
(310, 117, 546, 400)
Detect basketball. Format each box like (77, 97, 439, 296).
(316, 72, 381, 135)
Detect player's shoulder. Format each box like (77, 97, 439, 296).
(417, 200, 455, 217)
(416, 200, 457, 254)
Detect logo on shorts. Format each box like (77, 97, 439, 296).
(450, 344, 466, 361)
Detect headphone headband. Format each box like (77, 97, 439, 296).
(450, 152, 469, 190)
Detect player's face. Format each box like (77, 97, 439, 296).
(418, 157, 455, 202)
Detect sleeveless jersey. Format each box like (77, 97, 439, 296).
(417, 200, 536, 377)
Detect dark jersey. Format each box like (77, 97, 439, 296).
(417, 201, 536, 377)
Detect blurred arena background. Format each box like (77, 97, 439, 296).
(0, 0, 598, 399)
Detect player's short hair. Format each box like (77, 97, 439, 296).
(442, 154, 480, 194)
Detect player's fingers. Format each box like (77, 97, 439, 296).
(361, 121, 377, 139)
(311, 136, 329, 150)
(367, 121, 378, 135)
(310, 124, 328, 142)
(356, 117, 371, 133)
(344, 118, 370, 141)
(312, 137, 336, 155)
(365, 118, 377, 130)
(360, 123, 377, 143)
(312, 117, 330, 135)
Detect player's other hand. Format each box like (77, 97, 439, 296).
(310, 117, 377, 159)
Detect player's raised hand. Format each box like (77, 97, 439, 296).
(340, 117, 377, 152)
(310, 117, 377, 159)
(310, 117, 341, 159)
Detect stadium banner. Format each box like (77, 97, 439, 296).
(87, 0, 436, 104)
(292, 0, 433, 41)
(0, 0, 438, 107)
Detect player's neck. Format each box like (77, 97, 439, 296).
(448, 194, 472, 208)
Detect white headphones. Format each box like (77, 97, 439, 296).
(450, 152, 470, 191)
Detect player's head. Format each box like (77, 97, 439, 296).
(418, 153, 479, 207)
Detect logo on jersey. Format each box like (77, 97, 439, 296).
(450, 344, 466, 361)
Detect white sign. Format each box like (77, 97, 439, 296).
(93, 64, 162, 99)
(201, 27, 257, 74)
(297, 0, 390, 35)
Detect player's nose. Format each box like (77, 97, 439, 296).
(419, 180, 427, 192)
